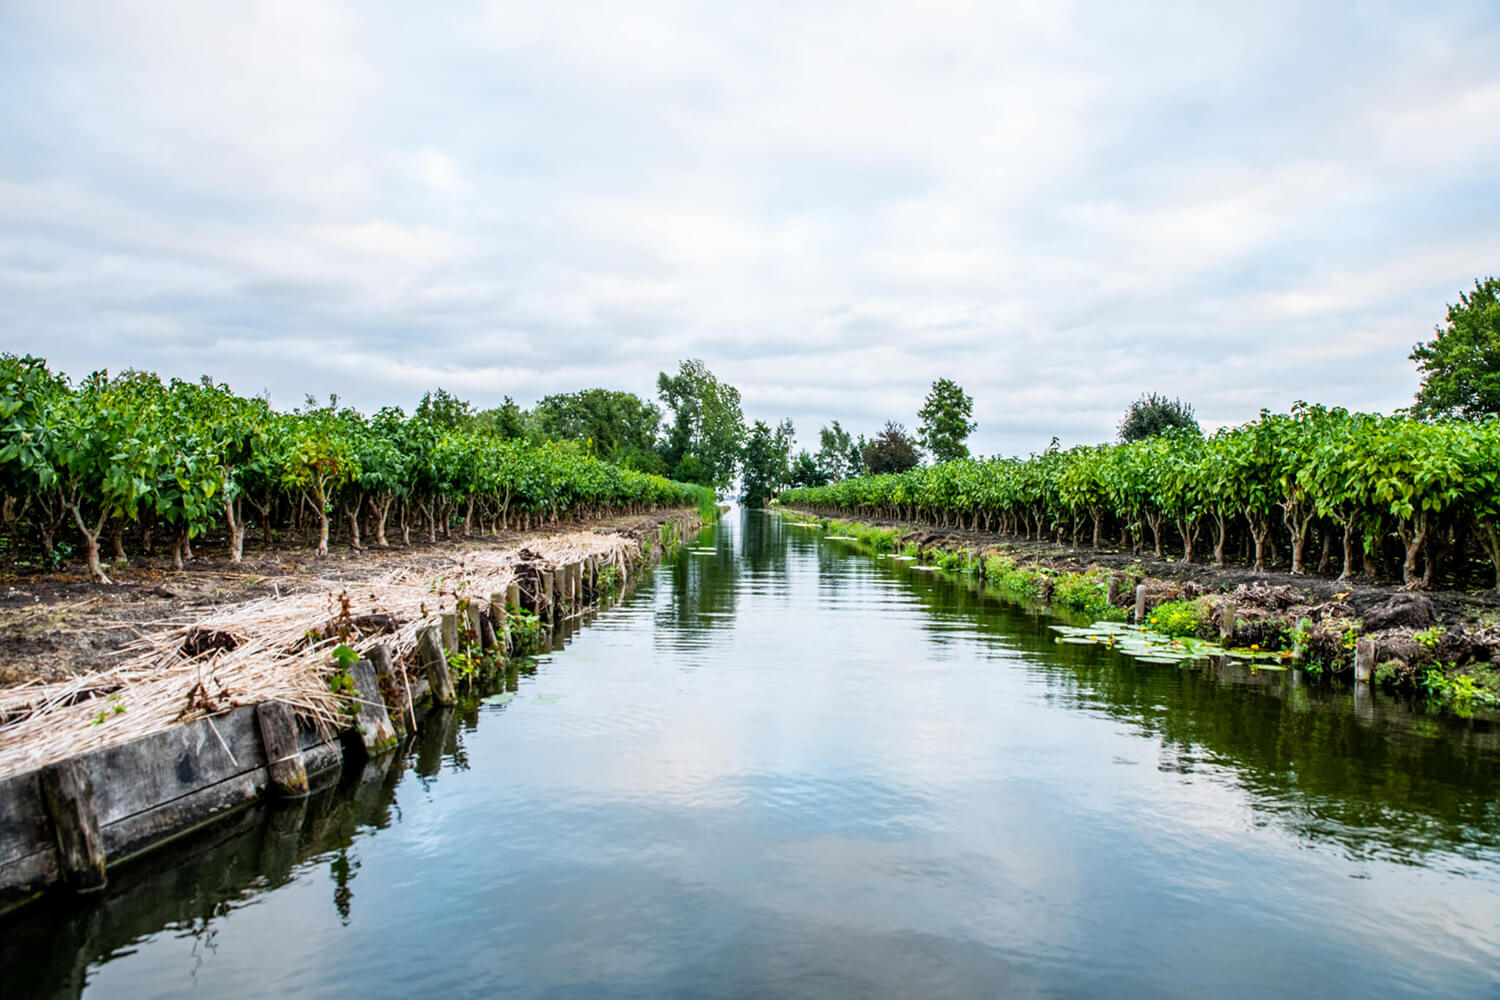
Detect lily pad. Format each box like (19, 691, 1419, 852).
(532, 693, 563, 705)
(481, 692, 516, 706)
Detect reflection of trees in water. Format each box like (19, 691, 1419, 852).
(902, 561, 1500, 862)
(653, 521, 740, 636)
(739, 510, 790, 576)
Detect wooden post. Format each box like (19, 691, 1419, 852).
(1219, 600, 1236, 642)
(419, 626, 457, 705)
(505, 581, 520, 612)
(1106, 574, 1122, 607)
(367, 642, 394, 678)
(553, 567, 567, 616)
(1354, 636, 1376, 683)
(440, 612, 459, 653)
(349, 659, 399, 756)
(1134, 584, 1148, 625)
(39, 759, 107, 892)
(539, 570, 554, 625)
(570, 562, 582, 603)
(489, 592, 509, 654)
(257, 700, 310, 798)
(478, 613, 497, 652)
(367, 643, 412, 732)
(466, 602, 483, 648)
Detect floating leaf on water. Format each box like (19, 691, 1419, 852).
(481, 692, 516, 706)
(533, 693, 563, 704)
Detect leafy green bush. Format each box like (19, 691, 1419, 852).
(1052, 572, 1117, 618)
(1146, 599, 1204, 638)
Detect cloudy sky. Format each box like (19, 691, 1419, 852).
(2, 1, 1497, 456)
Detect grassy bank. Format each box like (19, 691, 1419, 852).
(780, 507, 1500, 712)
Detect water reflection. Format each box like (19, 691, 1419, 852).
(4, 510, 1499, 999)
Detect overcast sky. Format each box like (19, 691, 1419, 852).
(2, 1, 1497, 457)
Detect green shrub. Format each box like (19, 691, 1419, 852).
(1052, 571, 1118, 618)
(1146, 599, 1204, 638)
(983, 556, 1043, 600)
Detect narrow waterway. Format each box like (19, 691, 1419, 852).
(7, 509, 1500, 999)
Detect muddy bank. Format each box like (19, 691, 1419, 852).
(0, 508, 693, 689)
(782, 506, 1500, 706)
(0, 509, 708, 914)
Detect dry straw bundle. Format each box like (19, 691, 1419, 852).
(0, 531, 639, 777)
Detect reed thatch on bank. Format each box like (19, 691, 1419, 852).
(0, 531, 639, 777)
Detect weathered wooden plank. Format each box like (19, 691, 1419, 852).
(0, 769, 50, 869)
(466, 602, 483, 647)
(418, 626, 457, 705)
(349, 659, 398, 757)
(81, 706, 266, 829)
(256, 701, 309, 798)
(440, 612, 459, 653)
(538, 570, 554, 624)
(101, 771, 265, 865)
(0, 843, 58, 915)
(40, 759, 107, 891)
(367, 642, 395, 677)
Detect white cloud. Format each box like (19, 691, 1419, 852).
(1, 0, 1497, 454)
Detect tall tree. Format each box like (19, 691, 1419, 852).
(473, 396, 529, 440)
(861, 421, 922, 474)
(1410, 276, 1500, 419)
(740, 419, 793, 505)
(532, 388, 662, 463)
(917, 378, 976, 463)
(789, 450, 827, 487)
(1118, 393, 1200, 443)
(816, 420, 862, 482)
(414, 387, 475, 430)
(656, 359, 746, 491)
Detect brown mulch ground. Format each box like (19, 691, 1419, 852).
(0, 510, 685, 688)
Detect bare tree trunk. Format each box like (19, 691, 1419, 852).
(225, 494, 245, 563)
(342, 494, 362, 551)
(375, 495, 392, 548)
(1245, 512, 1271, 572)
(1146, 514, 1164, 557)
(66, 504, 111, 584)
(1398, 519, 1427, 588)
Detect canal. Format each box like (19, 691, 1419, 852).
(5, 509, 1499, 998)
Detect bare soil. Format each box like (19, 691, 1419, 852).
(0, 510, 691, 688)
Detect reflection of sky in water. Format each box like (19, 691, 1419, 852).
(26, 510, 1500, 999)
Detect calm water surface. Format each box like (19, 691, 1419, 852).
(7, 509, 1500, 998)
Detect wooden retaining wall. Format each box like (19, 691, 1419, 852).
(0, 512, 703, 914)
